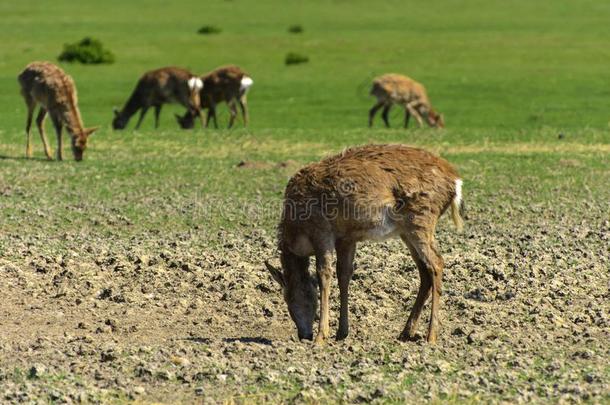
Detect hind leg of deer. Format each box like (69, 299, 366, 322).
(135, 107, 149, 130)
(314, 245, 334, 345)
(35, 108, 53, 160)
(406, 232, 444, 343)
(381, 104, 392, 127)
(335, 239, 356, 340)
(368, 101, 384, 127)
(153, 105, 162, 129)
(24, 98, 36, 158)
(399, 235, 432, 340)
(228, 101, 238, 129)
(238, 96, 249, 126)
(50, 114, 64, 161)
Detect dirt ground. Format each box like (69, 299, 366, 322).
(0, 189, 609, 404)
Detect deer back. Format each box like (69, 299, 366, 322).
(280, 145, 460, 249)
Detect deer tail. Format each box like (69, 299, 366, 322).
(451, 179, 464, 232)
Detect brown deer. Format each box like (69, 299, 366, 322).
(265, 144, 463, 345)
(369, 74, 444, 129)
(18, 61, 98, 161)
(175, 65, 253, 129)
(112, 67, 203, 130)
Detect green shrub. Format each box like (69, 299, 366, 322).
(198, 25, 222, 35)
(285, 52, 309, 65)
(288, 24, 304, 34)
(58, 37, 115, 64)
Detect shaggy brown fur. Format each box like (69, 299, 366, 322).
(369, 73, 444, 129)
(113, 67, 203, 130)
(266, 144, 463, 344)
(18, 61, 98, 161)
(175, 65, 252, 129)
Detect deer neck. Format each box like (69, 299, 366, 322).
(59, 102, 85, 136)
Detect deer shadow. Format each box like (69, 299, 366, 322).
(180, 336, 273, 346)
(0, 154, 51, 162)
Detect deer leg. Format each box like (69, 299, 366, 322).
(404, 108, 411, 128)
(314, 248, 334, 345)
(50, 114, 63, 161)
(135, 107, 149, 130)
(35, 108, 53, 160)
(209, 106, 218, 129)
(381, 104, 392, 127)
(153, 105, 162, 129)
(228, 101, 238, 129)
(399, 235, 432, 340)
(368, 101, 384, 127)
(408, 234, 444, 344)
(24, 99, 35, 158)
(238, 96, 249, 126)
(406, 103, 424, 127)
(335, 239, 356, 340)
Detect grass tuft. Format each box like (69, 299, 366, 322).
(58, 37, 115, 64)
(197, 25, 222, 35)
(288, 24, 304, 34)
(285, 52, 309, 65)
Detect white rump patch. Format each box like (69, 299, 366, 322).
(240, 76, 254, 92)
(188, 77, 204, 91)
(454, 179, 463, 207)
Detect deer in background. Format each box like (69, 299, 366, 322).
(265, 144, 463, 344)
(175, 65, 253, 129)
(112, 67, 203, 130)
(18, 61, 98, 161)
(369, 74, 444, 129)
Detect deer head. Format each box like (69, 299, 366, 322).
(427, 109, 445, 128)
(112, 108, 127, 130)
(70, 127, 98, 161)
(265, 257, 317, 340)
(175, 112, 195, 129)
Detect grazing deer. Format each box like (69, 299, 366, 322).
(18, 61, 98, 161)
(369, 74, 444, 129)
(265, 144, 463, 344)
(175, 65, 253, 129)
(112, 67, 204, 130)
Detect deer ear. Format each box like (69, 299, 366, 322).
(265, 260, 285, 288)
(84, 126, 100, 136)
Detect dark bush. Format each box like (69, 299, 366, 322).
(285, 52, 309, 65)
(197, 25, 222, 35)
(288, 24, 304, 34)
(58, 37, 115, 64)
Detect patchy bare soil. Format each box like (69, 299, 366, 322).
(0, 192, 608, 404)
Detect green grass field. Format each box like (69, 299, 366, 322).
(0, 0, 609, 403)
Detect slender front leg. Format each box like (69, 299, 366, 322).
(404, 108, 411, 128)
(368, 101, 384, 127)
(25, 103, 35, 158)
(335, 239, 356, 340)
(228, 101, 238, 129)
(238, 96, 248, 126)
(35, 108, 52, 160)
(381, 105, 392, 127)
(406, 102, 424, 127)
(153, 105, 162, 128)
(209, 106, 218, 129)
(51, 114, 63, 161)
(135, 107, 149, 130)
(314, 250, 334, 345)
